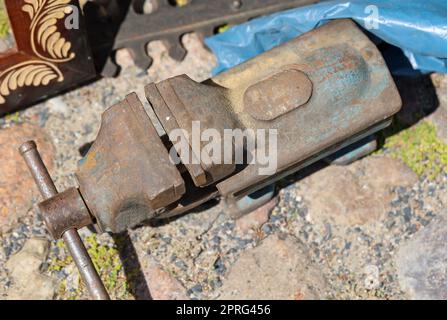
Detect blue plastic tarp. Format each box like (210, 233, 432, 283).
(205, 0, 447, 75)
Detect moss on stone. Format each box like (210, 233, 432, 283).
(84, 234, 124, 293)
(0, 5, 10, 39)
(49, 234, 131, 299)
(217, 25, 230, 33)
(379, 121, 447, 180)
(176, 0, 189, 6)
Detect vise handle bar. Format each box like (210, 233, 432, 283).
(19, 141, 110, 300)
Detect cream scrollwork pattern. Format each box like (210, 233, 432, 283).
(0, 0, 76, 105)
(23, 0, 75, 61)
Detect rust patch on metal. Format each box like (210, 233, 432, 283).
(38, 187, 93, 239)
(244, 69, 313, 121)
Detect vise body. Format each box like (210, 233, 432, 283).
(20, 20, 401, 299)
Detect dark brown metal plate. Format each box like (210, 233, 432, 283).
(85, 0, 319, 76)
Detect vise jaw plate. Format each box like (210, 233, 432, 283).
(76, 93, 185, 233)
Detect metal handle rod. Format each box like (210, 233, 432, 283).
(19, 141, 110, 300)
(62, 229, 110, 300)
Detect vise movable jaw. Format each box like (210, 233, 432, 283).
(21, 20, 401, 299)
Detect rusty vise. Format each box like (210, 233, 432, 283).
(20, 20, 401, 299)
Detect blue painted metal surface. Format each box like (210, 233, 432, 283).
(232, 184, 276, 215)
(325, 135, 378, 165)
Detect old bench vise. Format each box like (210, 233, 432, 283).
(20, 20, 401, 299)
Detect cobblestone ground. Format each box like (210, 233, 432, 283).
(1, 34, 446, 300)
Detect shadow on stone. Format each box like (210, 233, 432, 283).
(377, 74, 440, 149)
(112, 230, 152, 300)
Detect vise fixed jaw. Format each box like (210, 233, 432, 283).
(22, 19, 401, 299)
